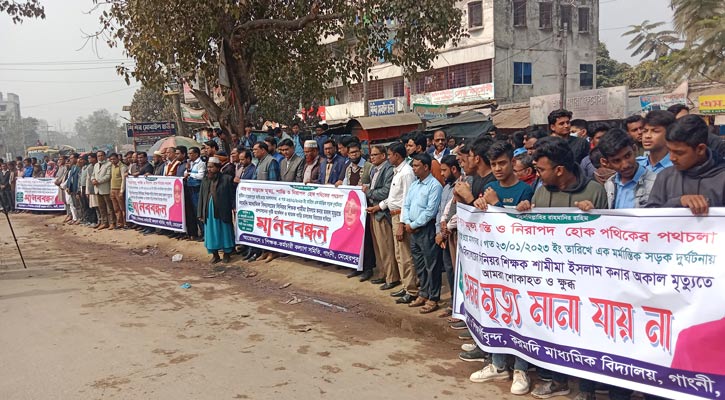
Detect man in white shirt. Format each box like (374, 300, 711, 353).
(376, 142, 418, 304)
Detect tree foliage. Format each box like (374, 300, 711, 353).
(129, 86, 176, 123)
(0, 116, 40, 155)
(625, 2, 724, 81)
(621, 60, 667, 89)
(74, 109, 125, 149)
(596, 42, 630, 88)
(91, 0, 464, 134)
(0, 0, 44, 23)
(624, 20, 680, 61)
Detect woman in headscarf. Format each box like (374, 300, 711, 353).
(328, 191, 365, 254)
(197, 157, 236, 263)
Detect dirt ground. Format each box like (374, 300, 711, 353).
(0, 213, 524, 399)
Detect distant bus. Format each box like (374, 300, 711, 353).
(25, 145, 76, 160)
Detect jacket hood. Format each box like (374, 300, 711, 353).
(684, 150, 725, 179)
(544, 165, 590, 194)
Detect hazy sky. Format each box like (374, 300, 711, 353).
(0, 0, 674, 133)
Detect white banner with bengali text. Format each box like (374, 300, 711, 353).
(453, 205, 725, 400)
(235, 180, 367, 270)
(14, 178, 65, 211)
(125, 176, 186, 232)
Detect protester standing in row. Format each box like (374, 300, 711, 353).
(198, 157, 236, 264)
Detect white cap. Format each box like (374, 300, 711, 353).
(207, 156, 221, 164)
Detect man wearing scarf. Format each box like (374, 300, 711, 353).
(198, 157, 236, 264)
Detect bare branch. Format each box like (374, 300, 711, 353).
(232, 1, 342, 36)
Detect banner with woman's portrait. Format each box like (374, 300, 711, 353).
(235, 180, 367, 270)
(125, 176, 186, 232)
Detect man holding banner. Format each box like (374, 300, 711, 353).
(513, 136, 607, 398)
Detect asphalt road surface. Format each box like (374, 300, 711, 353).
(0, 214, 515, 400)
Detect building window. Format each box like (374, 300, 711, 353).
(392, 79, 405, 97)
(560, 4, 572, 31)
(580, 64, 594, 88)
(539, 2, 552, 29)
(513, 62, 532, 85)
(468, 1, 483, 29)
(513, 0, 527, 27)
(367, 79, 385, 101)
(578, 7, 590, 33)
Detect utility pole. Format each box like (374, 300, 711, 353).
(167, 54, 185, 137)
(559, 22, 568, 109)
(363, 68, 369, 117)
(557, 0, 568, 109)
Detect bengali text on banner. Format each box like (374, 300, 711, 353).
(125, 176, 186, 232)
(235, 180, 367, 270)
(452, 205, 724, 400)
(14, 177, 66, 211)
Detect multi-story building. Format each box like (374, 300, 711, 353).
(0, 92, 21, 123)
(324, 0, 598, 122)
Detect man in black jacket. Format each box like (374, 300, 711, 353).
(198, 157, 237, 263)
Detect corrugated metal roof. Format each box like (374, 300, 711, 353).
(491, 106, 530, 130)
(349, 113, 422, 130)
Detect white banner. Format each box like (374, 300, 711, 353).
(235, 181, 367, 270)
(125, 176, 186, 232)
(14, 178, 65, 211)
(454, 205, 725, 400)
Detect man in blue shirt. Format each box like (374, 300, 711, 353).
(402, 152, 442, 314)
(636, 110, 675, 173)
(313, 125, 328, 152)
(289, 123, 305, 158)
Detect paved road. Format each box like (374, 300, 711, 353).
(0, 214, 514, 399)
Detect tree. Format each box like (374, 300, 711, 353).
(74, 110, 125, 150)
(129, 87, 176, 123)
(91, 0, 465, 135)
(625, 2, 724, 82)
(0, 116, 40, 155)
(621, 60, 667, 89)
(596, 42, 631, 88)
(623, 20, 680, 61)
(0, 0, 45, 23)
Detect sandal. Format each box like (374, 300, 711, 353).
(437, 307, 453, 318)
(447, 317, 462, 324)
(420, 301, 439, 314)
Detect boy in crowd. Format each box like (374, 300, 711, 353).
(637, 110, 675, 173)
(624, 115, 646, 157)
(597, 128, 657, 209)
(473, 141, 534, 210)
(517, 136, 607, 399)
(580, 125, 609, 179)
(469, 140, 534, 395)
(647, 114, 725, 213)
(574, 128, 659, 400)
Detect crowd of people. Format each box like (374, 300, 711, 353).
(1, 104, 724, 399)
